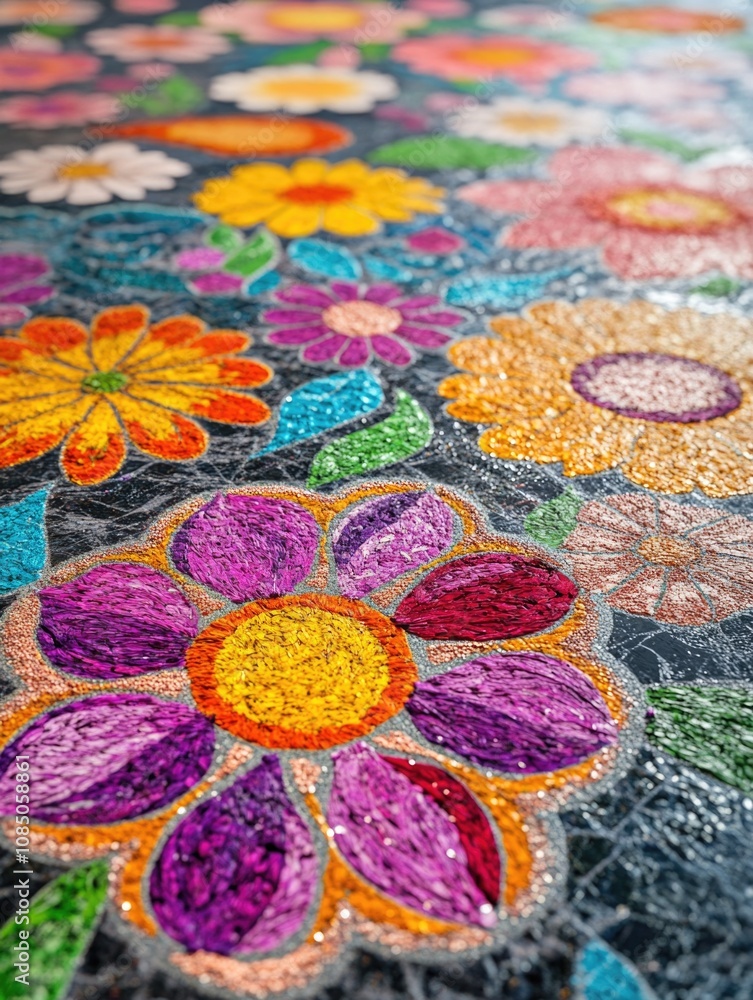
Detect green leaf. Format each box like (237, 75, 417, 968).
(524, 488, 583, 548)
(268, 41, 332, 64)
(123, 74, 204, 117)
(692, 275, 740, 297)
(359, 42, 391, 60)
(207, 224, 244, 254)
(367, 136, 536, 171)
(31, 23, 76, 36)
(0, 860, 109, 1000)
(307, 390, 432, 487)
(618, 129, 715, 163)
(158, 11, 200, 24)
(646, 686, 753, 792)
(223, 227, 280, 279)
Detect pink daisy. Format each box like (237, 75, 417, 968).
(0, 91, 120, 129)
(263, 282, 466, 367)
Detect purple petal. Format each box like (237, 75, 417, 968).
(191, 272, 244, 295)
(329, 280, 359, 300)
(37, 563, 199, 680)
(0, 693, 214, 823)
(407, 652, 618, 773)
(328, 744, 496, 928)
(170, 493, 319, 603)
(399, 309, 465, 326)
(267, 324, 328, 345)
(176, 247, 226, 270)
(371, 334, 412, 366)
(275, 284, 335, 307)
(302, 333, 348, 362)
(338, 337, 370, 366)
(1, 284, 54, 305)
(263, 308, 323, 324)
(150, 756, 317, 955)
(0, 254, 48, 291)
(406, 228, 466, 254)
(334, 491, 454, 598)
(395, 324, 452, 349)
(363, 283, 402, 304)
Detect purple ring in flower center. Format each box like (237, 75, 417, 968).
(571, 351, 742, 423)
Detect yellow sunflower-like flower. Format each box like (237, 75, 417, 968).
(439, 298, 753, 498)
(193, 157, 445, 238)
(0, 305, 272, 486)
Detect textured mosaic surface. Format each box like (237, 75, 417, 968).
(0, 1, 752, 999)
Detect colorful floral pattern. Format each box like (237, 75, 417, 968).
(209, 65, 397, 114)
(0, 306, 272, 484)
(86, 24, 232, 62)
(0, 49, 100, 90)
(0, 91, 121, 129)
(0, 482, 630, 992)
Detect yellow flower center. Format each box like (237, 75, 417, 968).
(284, 181, 354, 205)
(257, 76, 360, 101)
(323, 300, 402, 337)
(453, 45, 534, 68)
(638, 534, 701, 567)
(601, 188, 737, 232)
(57, 162, 111, 180)
(266, 3, 365, 31)
(186, 593, 417, 749)
(498, 111, 563, 133)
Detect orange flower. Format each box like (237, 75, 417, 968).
(589, 5, 744, 33)
(0, 305, 272, 485)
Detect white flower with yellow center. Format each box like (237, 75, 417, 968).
(0, 142, 191, 206)
(210, 63, 398, 114)
(449, 97, 608, 147)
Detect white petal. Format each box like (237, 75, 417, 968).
(65, 180, 113, 205)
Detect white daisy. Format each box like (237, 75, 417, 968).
(0, 142, 191, 206)
(448, 97, 609, 147)
(209, 64, 398, 114)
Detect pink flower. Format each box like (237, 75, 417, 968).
(459, 146, 753, 280)
(200, 1, 427, 44)
(562, 493, 753, 626)
(0, 49, 100, 91)
(0, 91, 120, 129)
(563, 70, 723, 107)
(263, 282, 466, 367)
(0, 0, 100, 24)
(114, 0, 176, 11)
(85, 24, 231, 63)
(392, 34, 595, 85)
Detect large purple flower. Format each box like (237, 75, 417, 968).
(263, 281, 466, 367)
(0, 483, 626, 992)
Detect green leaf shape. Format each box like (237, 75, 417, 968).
(158, 11, 200, 24)
(32, 24, 76, 36)
(692, 275, 740, 297)
(646, 686, 753, 792)
(223, 228, 280, 279)
(268, 41, 332, 64)
(307, 390, 432, 487)
(618, 129, 715, 163)
(0, 488, 49, 594)
(123, 74, 204, 117)
(367, 136, 536, 171)
(207, 225, 244, 254)
(0, 860, 109, 1000)
(524, 488, 583, 548)
(359, 42, 391, 60)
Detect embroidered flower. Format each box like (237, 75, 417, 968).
(86, 24, 231, 62)
(194, 158, 444, 238)
(0, 0, 100, 24)
(263, 281, 466, 367)
(0, 49, 100, 91)
(449, 97, 608, 147)
(115, 0, 176, 11)
(200, 0, 427, 44)
(392, 34, 595, 86)
(0, 482, 629, 993)
(459, 146, 753, 280)
(561, 493, 753, 626)
(0, 91, 121, 130)
(589, 5, 744, 33)
(439, 299, 753, 498)
(209, 64, 397, 113)
(0, 305, 272, 485)
(0, 253, 53, 326)
(0, 142, 190, 206)
(563, 70, 724, 106)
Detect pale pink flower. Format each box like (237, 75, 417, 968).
(564, 70, 723, 107)
(86, 24, 231, 63)
(0, 91, 120, 129)
(114, 0, 176, 11)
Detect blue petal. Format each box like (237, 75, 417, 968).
(256, 370, 384, 457)
(287, 238, 361, 280)
(444, 271, 566, 309)
(362, 254, 413, 282)
(0, 489, 49, 593)
(574, 940, 655, 1000)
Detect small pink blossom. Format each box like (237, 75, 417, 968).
(0, 91, 120, 129)
(564, 70, 723, 107)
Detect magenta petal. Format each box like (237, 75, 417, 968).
(328, 744, 496, 928)
(406, 227, 466, 254)
(371, 334, 412, 366)
(0, 693, 214, 823)
(176, 247, 226, 269)
(329, 280, 359, 300)
(407, 652, 618, 773)
(0, 254, 48, 291)
(37, 563, 199, 680)
(262, 308, 323, 324)
(267, 325, 328, 345)
(170, 493, 319, 603)
(363, 283, 402, 304)
(2, 284, 54, 305)
(334, 491, 454, 598)
(338, 336, 370, 367)
(191, 272, 244, 295)
(302, 333, 348, 362)
(150, 756, 317, 955)
(275, 285, 335, 307)
(393, 551, 578, 641)
(399, 309, 465, 326)
(395, 324, 452, 348)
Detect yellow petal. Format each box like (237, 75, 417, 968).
(322, 202, 380, 236)
(90, 305, 150, 372)
(61, 398, 126, 486)
(267, 202, 323, 238)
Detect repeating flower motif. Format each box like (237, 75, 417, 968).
(0, 91, 121, 130)
(0, 253, 53, 325)
(86, 24, 232, 62)
(439, 299, 753, 498)
(0, 305, 272, 485)
(0, 482, 629, 994)
(459, 146, 753, 280)
(200, 0, 427, 43)
(209, 64, 397, 114)
(263, 281, 466, 367)
(561, 493, 753, 626)
(449, 97, 608, 147)
(0, 142, 190, 206)
(392, 34, 596, 85)
(0, 49, 100, 90)
(194, 158, 444, 238)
